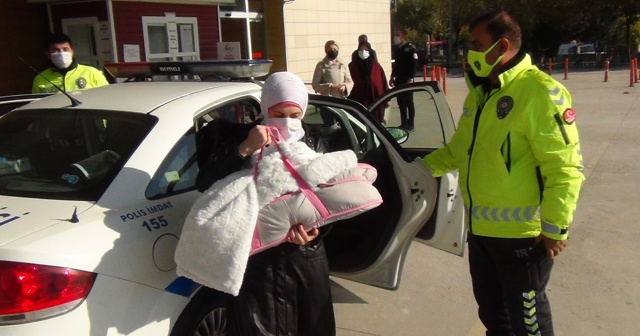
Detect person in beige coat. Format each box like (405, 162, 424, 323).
(312, 40, 353, 99)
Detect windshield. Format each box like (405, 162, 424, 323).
(580, 45, 595, 53)
(0, 109, 156, 201)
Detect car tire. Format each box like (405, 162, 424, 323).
(170, 287, 233, 336)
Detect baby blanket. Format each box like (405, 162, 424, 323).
(175, 140, 382, 295)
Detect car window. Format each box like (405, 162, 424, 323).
(147, 98, 261, 199)
(146, 129, 198, 199)
(376, 89, 448, 150)
(196, 99, 261, 131)
(303, 103, 380, 158)
(0, 109, 156, 201)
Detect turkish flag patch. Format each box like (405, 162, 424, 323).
(563, 108, 576, 124)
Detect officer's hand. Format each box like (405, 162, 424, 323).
(286, 224, 319, 245)
(237, 125, 270, 157)
(536, 234, 567, 259)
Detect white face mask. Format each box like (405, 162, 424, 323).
(393, 36, 402, 45)
(264, 117, 305, 144)
(358, 50, 370, 60)
(51, 51, 73, 69)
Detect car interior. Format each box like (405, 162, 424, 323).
(302, 103, 403, 272)
(0, 110, 154, 200)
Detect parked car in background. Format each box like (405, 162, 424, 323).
(556, 42, 600, 67)
(0, 94, 51, 117)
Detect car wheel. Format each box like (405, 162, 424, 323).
(170, 287, 233, 336)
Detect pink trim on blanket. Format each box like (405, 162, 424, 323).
(251, 223, 262, 250)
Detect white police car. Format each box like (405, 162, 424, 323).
(0, 60, 465, 335)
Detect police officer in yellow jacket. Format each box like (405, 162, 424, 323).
(422, 11, 583, 336)
(32, 33, 108, 93)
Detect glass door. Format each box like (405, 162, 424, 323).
(219, 1, 265, 60)
(62, 17, 103, 69)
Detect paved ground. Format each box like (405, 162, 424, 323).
(330, 69, 640, 336)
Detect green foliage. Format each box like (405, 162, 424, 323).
(393, 0, 640, 60)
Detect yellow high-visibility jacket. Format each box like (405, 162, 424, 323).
(423, 53, 583, 240)
(32, 63, 108, 93)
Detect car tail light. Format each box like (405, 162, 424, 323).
(0, 261, 96, 324)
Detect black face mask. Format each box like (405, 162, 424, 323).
(326, 50, 339, 60)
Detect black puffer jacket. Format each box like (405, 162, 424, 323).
(195, 118, 336, 336)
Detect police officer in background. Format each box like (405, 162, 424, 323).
(32, 33, 108, 93)
(422, 10, 583, 335)
(389, 28, 418, 132)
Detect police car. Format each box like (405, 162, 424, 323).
(0, 60, 465, 335)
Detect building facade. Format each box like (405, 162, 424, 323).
(2, 0, 391, 94)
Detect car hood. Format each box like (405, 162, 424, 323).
(0, 196, 93, 247)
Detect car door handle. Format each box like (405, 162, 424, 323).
(411, 188, 420, 194)
(447, 192, 455, 197)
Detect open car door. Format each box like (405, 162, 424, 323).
(305, 81, 466, 290)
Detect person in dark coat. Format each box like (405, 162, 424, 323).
(348, 41, 389, 123)
(389, 28, 418, 131)
(195, 72, 336, 336)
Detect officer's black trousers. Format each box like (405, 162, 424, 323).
(468, 233, 555, 336)
(396, 91, 415, 128)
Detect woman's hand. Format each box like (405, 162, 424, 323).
(237, 125, 270, 157)
(286, 224, 320, 245)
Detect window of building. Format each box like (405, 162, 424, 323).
(142, 16, 200, 62)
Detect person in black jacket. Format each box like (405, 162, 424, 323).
(195, 72, 335, 336)
(389, 28, 418, 132)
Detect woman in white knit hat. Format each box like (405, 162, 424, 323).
(195, 71, 335, 336)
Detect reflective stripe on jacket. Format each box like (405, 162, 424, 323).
(423, 53, 583, 240)
(32, 64, 108, 93)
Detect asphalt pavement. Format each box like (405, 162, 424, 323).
(330, 68, 640, 336)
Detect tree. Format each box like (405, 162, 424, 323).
(392, 0, 640, 65)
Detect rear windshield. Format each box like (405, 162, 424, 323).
(0, 109, 156, 201)
(580, 45, 595, 53)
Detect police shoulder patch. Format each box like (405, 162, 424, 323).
(496, 96, 514, 119)
(563, 108, 576, 124)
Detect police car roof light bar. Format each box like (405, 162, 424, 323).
(103, 59, 273, 81)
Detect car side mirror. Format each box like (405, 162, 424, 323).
(386, 127, 409, 144)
